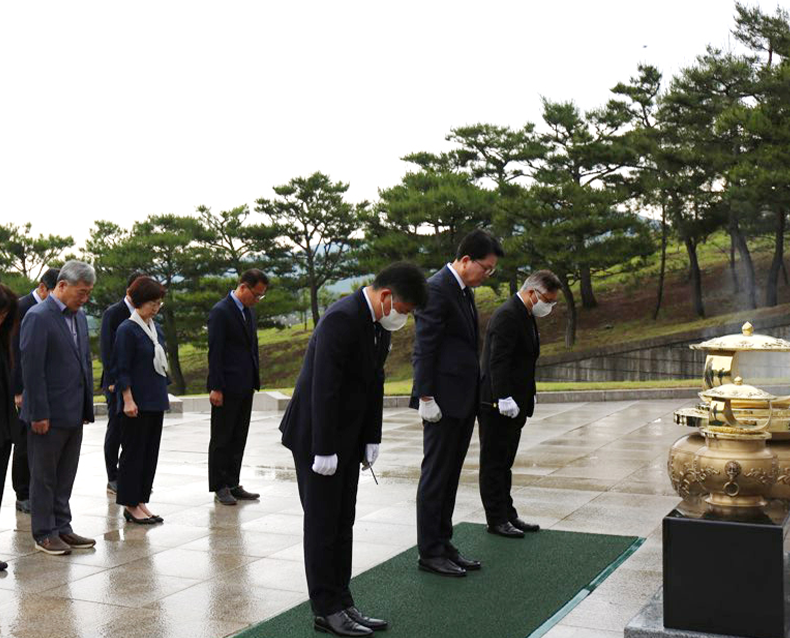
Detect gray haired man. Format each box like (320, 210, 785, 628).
(20, 260, 97, 555)
(479, 269, 561, 538)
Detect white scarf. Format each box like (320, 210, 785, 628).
(129, 310, 169, 377)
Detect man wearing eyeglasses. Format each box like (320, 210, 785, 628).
(410, 229, 504, 577)
(207, 268, 269, 506)
(479, 270, 561, 538)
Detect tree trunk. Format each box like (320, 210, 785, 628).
(559, 275, 577, 348)
(509, 270, 518, 296)
(652, 206, 668, 320)
(579, 265, 597, 309)
(766, 210, 785, 307)
(684, 236, 705, 318)
(161, 306, 186, 394)
(729, 231, 739, 294)
(730, 217, 756, 308)
(310, 283, 321, 326)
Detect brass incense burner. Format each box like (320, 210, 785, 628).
(669, 323, 790, 507)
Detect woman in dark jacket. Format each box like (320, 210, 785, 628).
(0, 284, 19, 570)
(112, 277, 169, 525)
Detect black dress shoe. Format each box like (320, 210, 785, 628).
(0, 559, 7, 571)
(451, 553, 482, 570)
(314, 610, 373, 636)
(345, 606, 388, 631)
(418, 556, 466, 577)
(231, 485, 260, 500)
(488, 521, 525, 538)
(123, 509, 156, 525)
(511, 517, 540, 532)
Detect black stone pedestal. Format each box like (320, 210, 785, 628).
(663, 503, 790, 638)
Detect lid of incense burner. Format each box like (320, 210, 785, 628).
(691, 322, 790, 352)
(700, 377, 777, 402)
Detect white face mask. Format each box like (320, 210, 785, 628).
(379, 299, 409, 331)
(531, 290, 554, 317)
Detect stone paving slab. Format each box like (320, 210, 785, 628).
(0, 398, 698, 637)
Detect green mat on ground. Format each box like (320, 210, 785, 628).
(235, 523, 641, 638)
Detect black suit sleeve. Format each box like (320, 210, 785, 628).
(361, 333, 388, 445)
(310, 311, 355, 456)
(488, 309, 519, 401)
(99, 306, 116, 388)
(411, 284, 448, 399)
(207, 305, 227, 392)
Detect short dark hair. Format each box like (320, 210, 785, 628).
(127, 271, 147, 289)
(240, 269, 269, 288)
(40, 268, 60, 290)
(455, 229, 504, 261)
(128, 276, 166, 308)
(373, 262, 429, 309)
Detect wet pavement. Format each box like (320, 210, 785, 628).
(0, 399, 696, 637)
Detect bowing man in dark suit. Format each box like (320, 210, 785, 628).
(410, 229, 503, 578)
(479, 270, 560, 538)
(280, 263, 428, 637)
(99, 271, 145, 495)
(207, 268, 268, 505)
(11, 267, 59, 514)
(20, 261, 96, 556)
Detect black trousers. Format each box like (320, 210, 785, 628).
(28, 426, 82, 541)
(11, 420, 30, 501)
(103, 392, 123, 482)
(416, 413, 475, 559)
(208, 392, 253, 492)
(294, 451, 360, 617)
(116, 411, 163, 506)
(0, 438, 11, 509)
(478, 408, 523, 526)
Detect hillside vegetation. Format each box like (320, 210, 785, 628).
(91, 231, 790, 395)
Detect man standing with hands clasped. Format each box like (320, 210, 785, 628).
(479, 270, 561, 538)
(411, 229, 504, 577)
(280, 263, 428, 637)
(207, 269, 269, 506)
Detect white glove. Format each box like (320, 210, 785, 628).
(364, 443, 380, 466)
(419, 398, 442, 423)
(312, 454, 338, 476)
(498, 397, 520, 419)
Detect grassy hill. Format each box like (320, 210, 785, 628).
(92, 230, 790, 395)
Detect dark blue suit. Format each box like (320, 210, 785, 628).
(99, 298, 131, 482)
(410, 265, 480, 559)
(20, 295, 94, 541)
(207, 293, 260, 492)
(279, 289, 390, 616)
(112, 319, 170, 506)
(9, 291, 37, 501)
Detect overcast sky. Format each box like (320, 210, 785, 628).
(0, 0, 780, 247)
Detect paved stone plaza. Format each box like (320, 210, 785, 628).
(0, 399, 697, 638)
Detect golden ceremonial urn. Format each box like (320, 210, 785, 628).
(669, 322, 790, 507)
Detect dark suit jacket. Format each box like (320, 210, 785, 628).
(99, 298, 131, 391)
(480, 294, 540, 426)
(19, 296, 94, 429)
(112, 320, 170, 413)
(409, 265, 480, 420)
(11, 292, 37, 396)
(207, 294, 260, 396)
(0, 350, 16, 444)
(280, 288, 391, 461)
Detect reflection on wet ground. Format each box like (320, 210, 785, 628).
(0, 399, 695, 637)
